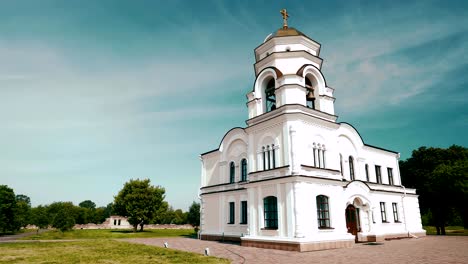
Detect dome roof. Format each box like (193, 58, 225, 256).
(264, 27, 306, 42)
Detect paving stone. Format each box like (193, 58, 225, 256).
(123, 236, 468, 264)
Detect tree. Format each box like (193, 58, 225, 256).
(30, 206, 49, 233)
(15, 194, 31, 229)
(0, 185, 17, 232)
(187, 201, 200, 227)
(113, 179, 165, 232)
(79, 200, 96, 210)
(52, 209, 75, 231)
(48, 202, 77, 232)
(173, 209, 188, 224)
(400, 145, 468, 234)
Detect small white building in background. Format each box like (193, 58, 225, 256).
(199, 13, 425, 252)
(105, 215, 131, 229)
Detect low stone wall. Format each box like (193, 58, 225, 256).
(73, 224, 194, 230)
(200, 234, 241, 242)
(365, 231, 427, 242)
(241, 239, 354, 252)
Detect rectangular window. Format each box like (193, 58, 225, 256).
(392, 203, 399, 222)
(387, 168, 394, 185)
(240, 201, 247, 224)
(228, 202, 235, 224)
(263, 197, 278, 229)
(113, 219, 117, 225)
(375, 165, 382, 184)
(380, 202, 387, 222)
(118, 219, 121, 225)
(316, 195, 330, 228)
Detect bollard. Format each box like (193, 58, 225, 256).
(204, 248, 210, 256)
(164, 242, 168, 248)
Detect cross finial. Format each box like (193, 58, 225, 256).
(280, 9, 289, 29)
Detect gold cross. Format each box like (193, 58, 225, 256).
(280, 9, 289, 29)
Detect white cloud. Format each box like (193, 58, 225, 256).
(315, 6, 468, 114)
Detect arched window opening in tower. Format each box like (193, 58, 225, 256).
(305, 77, 315, 109)
(261, 144, 277, 170)
(313, 143, 326, 168)
(265, 78, 276, 112)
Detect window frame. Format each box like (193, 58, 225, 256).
(263, 196, 278, 229)
(392, 202, 400, 222)
(229, 161, 235, 183)
(316, 195, 331, 229)
(228, 202, 235, 224)
(241, 159, 247, 182)
(380, 202, 387, 223)
(240, 201, 248, 224)
(375, 165, 382, 184)
(349, 156, 355, 181)
(387, 168, 394, 185)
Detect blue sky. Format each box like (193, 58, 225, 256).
(1, 0, 467, 210)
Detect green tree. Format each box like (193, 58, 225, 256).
(79, 200, 96, 210)
(30, 206, 49, 233)
(15, 194, 31, 229)
(47, 202, 77, 231)
(0, 185, 17, 232)
(187, 201, 200, 227)
(113, 179, 165, 232)
(173, 209, 188, 224)
(400, 145, 468, 234)
(52, 209, 75, 231)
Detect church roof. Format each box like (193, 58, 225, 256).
(264, 27, 307, 42)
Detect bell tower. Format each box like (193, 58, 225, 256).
(246, 9, 335, 121)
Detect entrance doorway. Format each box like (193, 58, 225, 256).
(345, 204, 361, 241)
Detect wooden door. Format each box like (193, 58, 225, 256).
(345, 205, 358, 241)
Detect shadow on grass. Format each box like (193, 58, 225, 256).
(110, 230, 139, 233)
(180, 233, 198, 239)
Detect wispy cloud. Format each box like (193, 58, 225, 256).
(313, 1, 468, 114)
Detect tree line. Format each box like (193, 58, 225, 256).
(0, 179, 200, 233)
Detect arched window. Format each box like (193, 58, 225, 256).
(316, 195, 330, 228)
(365, 164, 369, 181)
(241, 159, 247, 181)
(305, 77, 315, 109)
(349, 156, 355, 181)
(229, 162, 235, 183)
(263, 196, 278, 229)
(265, 78, 276, 112)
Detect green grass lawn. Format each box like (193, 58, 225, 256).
(22, 228, 196, 240)
(0, 240, 228, 264)
(424, 226, 468, 236)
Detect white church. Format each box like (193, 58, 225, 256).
(199, 10, 425, 252)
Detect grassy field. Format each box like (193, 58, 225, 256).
(0, 240, 228, 264)
(424, 226, 468, 236)
(22, 228, 196, 240)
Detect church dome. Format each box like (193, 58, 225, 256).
(264, 27, 306, 42)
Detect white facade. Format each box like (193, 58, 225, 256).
(200, 26, 425, 251)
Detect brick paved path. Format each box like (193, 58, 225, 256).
(125, 236, 468, 264)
